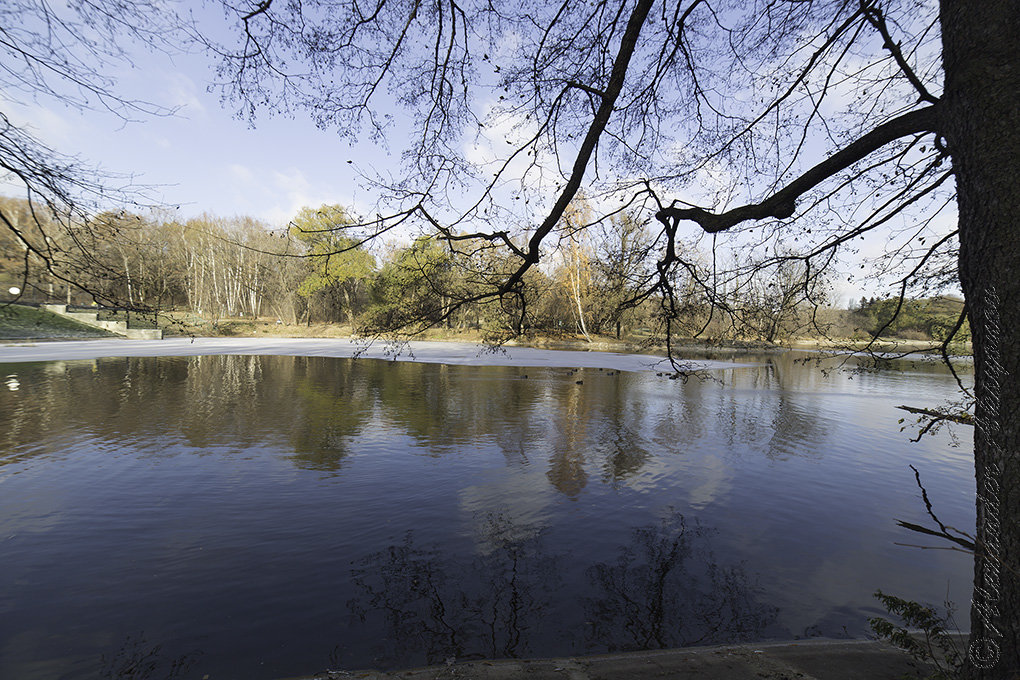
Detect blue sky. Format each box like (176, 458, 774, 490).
(0, 22, 554, 232)
(1, 39, 385, 227)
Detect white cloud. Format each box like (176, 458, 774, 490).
(463, 100, 564, 202)
(227, 163, 255, 183)
(220, 164, 357, 226)
(266, 168, 333, 224)
(162, 72, 207, 117)
(0, 96, 76, 147)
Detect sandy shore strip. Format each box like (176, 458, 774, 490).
(0, 337, 749, 372)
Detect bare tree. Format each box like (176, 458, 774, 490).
(1, 0, 1017, 675)
(205, 1, 1018, 675)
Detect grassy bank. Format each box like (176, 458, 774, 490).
(0, 304, 115, 340)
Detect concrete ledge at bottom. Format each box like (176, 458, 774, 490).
(283, 639, 931, 680)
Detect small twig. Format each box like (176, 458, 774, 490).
(897, 405, 973, 425)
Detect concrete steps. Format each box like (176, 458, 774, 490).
(41, 304, 162, 340)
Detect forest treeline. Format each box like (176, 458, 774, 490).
(0, 196, 965, 345)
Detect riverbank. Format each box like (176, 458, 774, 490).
(0, 304, 969, 358)
(284, 639, 931, 680)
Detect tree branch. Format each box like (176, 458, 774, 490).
(500, 0, 655, 291)
(655, 105, 939, 233)
(896, 404, 973, 425)
(860, 1, 940, 105)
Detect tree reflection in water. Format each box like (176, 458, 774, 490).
(343, 510, 778, 668)
(585, 509, 779, 651)
(347, 512, 560, 665)
(99, 634, 200, 680)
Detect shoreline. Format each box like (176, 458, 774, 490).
(0, 336, 751, 372)
(0, 328, 972, 362)
(280, 638, 933, 679)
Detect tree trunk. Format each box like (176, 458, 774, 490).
(342, 287, 353, 324)
(940, 1, 1020, 676)
(122, 253, 133, 306)
(570, 268, 591, 341)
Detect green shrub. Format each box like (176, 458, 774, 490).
(869, 590, 963, 680)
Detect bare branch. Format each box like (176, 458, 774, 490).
(500, 0, 655, 289)
(656, 105, 939, 233)
(860, 0, 940, 105)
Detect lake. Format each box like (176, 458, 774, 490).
(0, 347, 975, 679)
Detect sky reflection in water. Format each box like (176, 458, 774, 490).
(0, 353, 974, 679)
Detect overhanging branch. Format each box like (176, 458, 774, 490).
(655, 105, 940, 233)
(501, 0, 655, 291)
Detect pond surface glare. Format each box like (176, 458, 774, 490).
(0, 350, 974, 679)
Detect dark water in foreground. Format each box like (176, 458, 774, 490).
(0, 352, 974, 679)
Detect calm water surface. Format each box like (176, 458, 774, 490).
(0, 352, 974, 679)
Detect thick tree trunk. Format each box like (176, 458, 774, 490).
(940, 1, 1020, 677)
